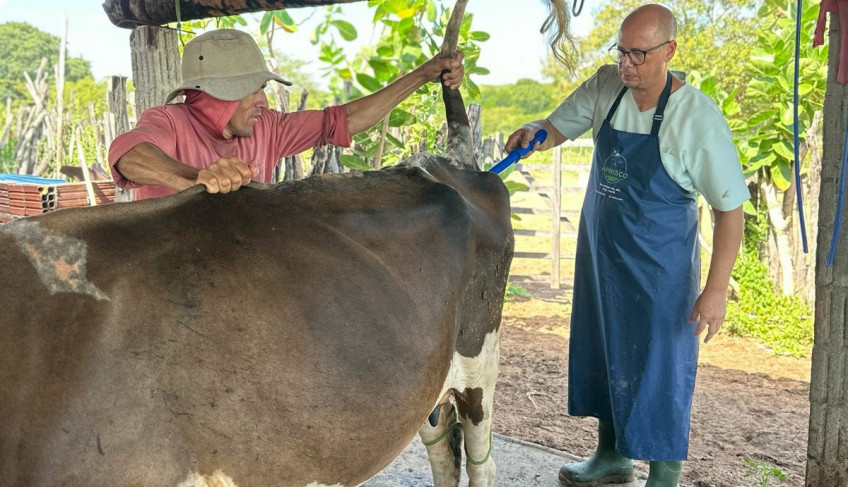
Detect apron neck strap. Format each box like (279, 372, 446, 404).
(651, 71, 673, 136)
(604, 71, 674, 136)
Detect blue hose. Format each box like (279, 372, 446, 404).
(827, 114, 848, 266)
(793, 0, 809, 254)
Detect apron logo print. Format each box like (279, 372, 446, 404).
(602, 148, 629, 184)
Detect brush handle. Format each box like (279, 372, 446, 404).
(489, 129, 548, 174)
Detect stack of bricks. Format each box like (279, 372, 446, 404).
(0, 179, 116, 224)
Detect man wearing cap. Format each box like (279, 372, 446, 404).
(108, 29, 464, 200)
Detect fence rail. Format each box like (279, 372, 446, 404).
(504, 139, 592, 290)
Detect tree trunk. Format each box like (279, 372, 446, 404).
(795, 112, 822, 306)
(103, 0, 366, 28)
(130, 26, 180, 114)
(806, 10, 848, 486)
(761, 180, 795, 295)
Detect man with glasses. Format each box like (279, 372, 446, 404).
(505, 4, 748, 486)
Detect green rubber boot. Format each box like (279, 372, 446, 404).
(645, 461, 683, 487)
(558, 421, 635, 486)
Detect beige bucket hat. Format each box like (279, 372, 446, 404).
(165, 29, 291, 104)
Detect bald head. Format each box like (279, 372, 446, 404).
(620, 4, 677, 44)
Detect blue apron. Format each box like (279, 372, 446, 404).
(568, 72, 700, 461)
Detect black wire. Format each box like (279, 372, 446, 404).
(573, 0, 585, 17)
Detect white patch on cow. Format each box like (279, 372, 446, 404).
(437, 330, 500, 404)
(0, 220, 108, 300)
(426, 329, 500, 486)
(177, 470, 239, 487)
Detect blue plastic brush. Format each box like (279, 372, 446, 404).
(489, 129, 548, 174)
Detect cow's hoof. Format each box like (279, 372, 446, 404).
(558, 459, 634, 486)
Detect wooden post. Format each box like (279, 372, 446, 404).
(107, 76, 131, 138)
(467, 103, 482, 170)
(76, 129, 97, 207)
(551, 146, 562, 289)
(807, 9, 848, 486)
(284, 90, 308, 180)
(130, 26, 181, 114)
(54, 13, 67, 179)
(107, 76, 133, 203)
(103, 0, 366, 27)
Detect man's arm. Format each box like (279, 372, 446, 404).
(114, 142, 257, 194)
(689, 205, 744, 343)
(343, 53, 464, 135)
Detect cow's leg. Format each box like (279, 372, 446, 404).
(456, 387, 496, 487)
(419, 402, 462, 487)
(455, 332, 500, 487)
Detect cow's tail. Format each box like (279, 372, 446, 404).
(440, 0, 475, 171)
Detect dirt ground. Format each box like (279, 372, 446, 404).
(494, 282, 811, 487)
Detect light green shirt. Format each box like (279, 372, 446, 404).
(548, 65, 749, 211)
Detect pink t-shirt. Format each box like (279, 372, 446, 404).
(108, 91, 351, 200)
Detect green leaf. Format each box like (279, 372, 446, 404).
(699, 75, 717, 96)
(335, 68, 352, 80)
(385, 131, 405, 149)
(727, 119, 748, 133)
(388, 108, 415, 127)
(331, 20, 358, 41)
(772, 163, 793, 190)
(398, 17, 415, 32)
(745, 152, 777, 172)
(748, 109, 778, 128)
(356, 73, 383, 92)
(465, 77, 480, 99)
(470, 31, 491, 42)
(743, 200, 758, 216)
(773, 139, 794, 161)
(426, 2, 437, 22)
(775, 75, 791, 92)
(780, 105, 794, 126)
(340, 154, 371, 171)
(274, 10, 297, 33)
(260, 12, 273, 35)
(504, 181, 529, 192)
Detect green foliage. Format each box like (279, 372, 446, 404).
(309, 0, 490, 170)
(1, 138, 14, 173)
(724, 217, 813, 357)
(543, 0, 761, 97)
(478, 79, 557, 135)
(728, 0, 826, 190)
(0, 22, 92, 102)
(168, 15, 248, 45)
(506, 283, 532, 299)
(743, 457, 788, 486)
(62, 77, 108, 116)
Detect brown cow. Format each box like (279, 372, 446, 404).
(0, 152, 513, 486)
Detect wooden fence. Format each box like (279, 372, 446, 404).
(480, 135, 592, 290)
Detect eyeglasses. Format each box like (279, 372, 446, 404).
(608, 40, 672, 66)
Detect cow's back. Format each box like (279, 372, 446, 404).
(0, 158, 512, 487)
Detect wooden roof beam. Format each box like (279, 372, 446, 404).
(102, 0, 366, 29)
